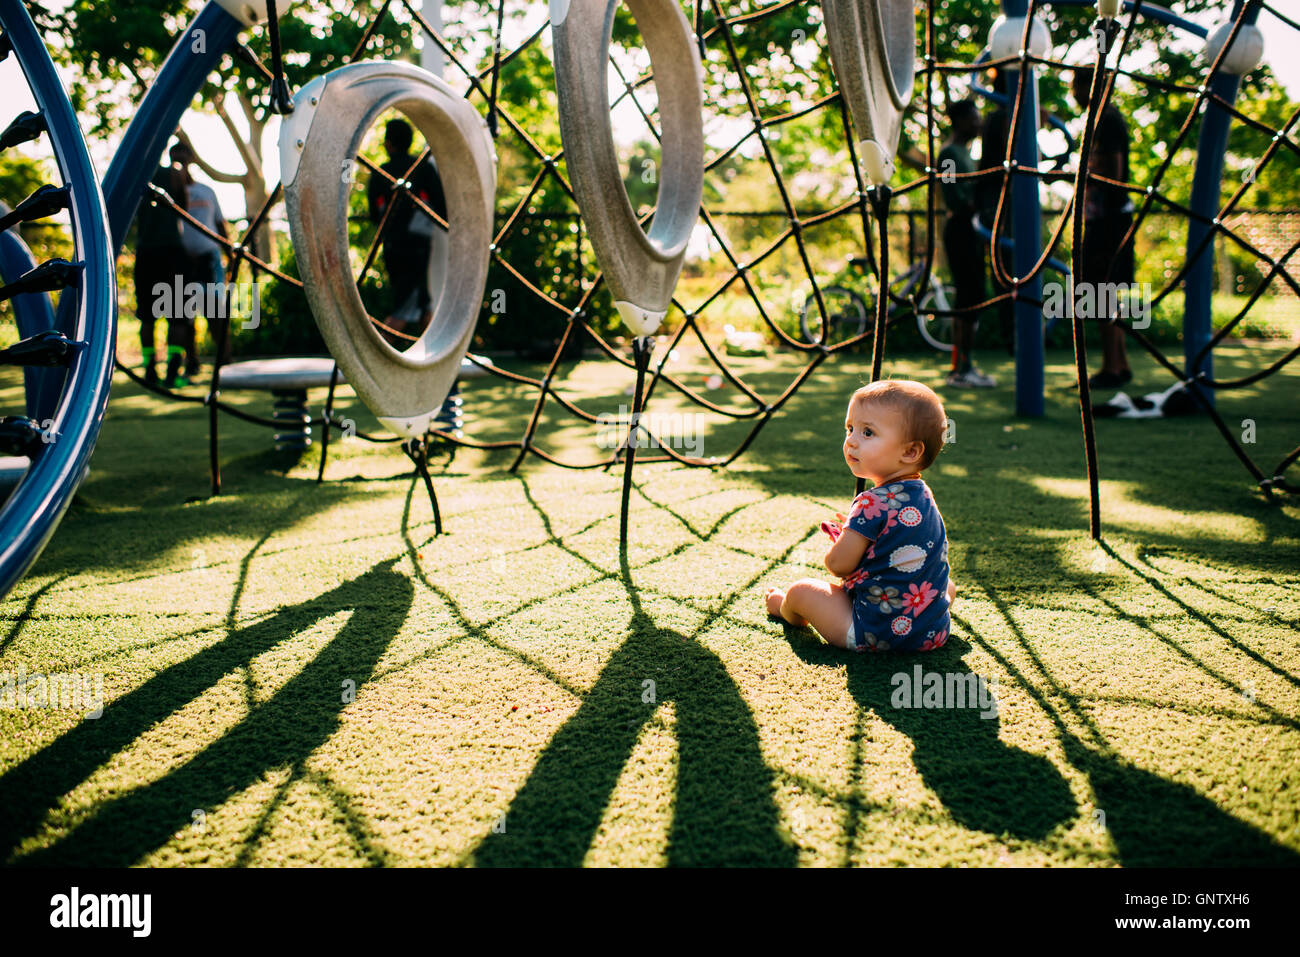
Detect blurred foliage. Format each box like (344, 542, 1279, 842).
(0, 154, 75, 264)
(233, 241, 326, 357)
(42, 0, 413, 138)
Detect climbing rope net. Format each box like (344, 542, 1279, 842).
(11, 0, 1298, 541)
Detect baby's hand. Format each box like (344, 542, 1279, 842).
(821, 512, 849, 541)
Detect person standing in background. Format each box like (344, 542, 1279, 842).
(1072, 65, 1136, 389)
(367, 118, 447, 346)
(132, 158, 188, 386)
(171, 142, 230, 380)
(976, 69, 1017, 357)
(938, 99, 996, 388)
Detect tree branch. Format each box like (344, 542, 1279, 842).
(235, 88, 265, 164)
(175, 127, 247, 184)
(236, 87, 258, 133)
(213, 96, 260, 177)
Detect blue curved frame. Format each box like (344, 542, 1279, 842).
(968, 49, 1078, 148)
(972, 216, 1070, 277)
(1047, 0, 1209, 38)
(0, 1, 244, 599)
(0, 0, 116, 597)
(0, 0, 1266, 597)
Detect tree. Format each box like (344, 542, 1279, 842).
(44, 1, 415, 263)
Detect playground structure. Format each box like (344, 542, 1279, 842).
(0, 0, 115, 600)
(0, 0, 1296, 600)
(281, 59, 498, 441)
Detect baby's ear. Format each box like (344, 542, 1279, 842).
(902, 439, 925, 463)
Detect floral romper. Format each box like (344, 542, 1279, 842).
(840, 479, 951, 652)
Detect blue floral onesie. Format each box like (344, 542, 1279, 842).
(840, 479, 951, 652)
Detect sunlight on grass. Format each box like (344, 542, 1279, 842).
(583, 702, 677, 867)
(1027, 476, 1268, 542)
(9, 667, 252, 865)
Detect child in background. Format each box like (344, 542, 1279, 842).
(764, 380, 957, 652)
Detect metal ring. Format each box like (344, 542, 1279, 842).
(822, 0, 916, 185)
(280, 61, 497, 439)
(550, 0, 704, 337)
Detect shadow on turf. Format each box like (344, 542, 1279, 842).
(16, 464, 406, 591)
(0, 557, 413, 866)
(465, 447, 1296, 864)
(784, 628, 1077, 842)
(467, 538, 798, 867)
(0, 574, 68, 656)
(966, 582, 1300, 867)
(1104, 542, 1300, 696)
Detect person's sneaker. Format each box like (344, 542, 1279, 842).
(1087, 368, 1132, 389)
(163, 348, 185, 389)
(946, 367, 998, 389)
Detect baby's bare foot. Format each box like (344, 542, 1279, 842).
(764, 586, 786, 618)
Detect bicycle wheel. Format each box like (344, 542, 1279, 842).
(916, 281, 960, 353)
(0, 0, 116, 599)
(801, 285, 869, 345)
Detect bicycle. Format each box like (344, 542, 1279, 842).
(800, 253, 958, 349)
(801, 214, 1072, 354)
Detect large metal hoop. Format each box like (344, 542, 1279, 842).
(280, 61, 497, 439)
(823, 0, 916, 185)
(550, 0, 704, 337)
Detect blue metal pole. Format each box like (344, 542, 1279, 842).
(1184, 0, 1259, 409)
(1004, 0, 1045, 417)
(1046, 0, 1208, 38)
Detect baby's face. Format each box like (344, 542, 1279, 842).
(843, 400, 913, 485)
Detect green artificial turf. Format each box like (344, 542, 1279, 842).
(0, 341, 1297, 866)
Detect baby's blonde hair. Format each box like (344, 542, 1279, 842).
(849, 379, 948, 470)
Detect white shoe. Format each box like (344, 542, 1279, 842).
(945, 367, 997, 388)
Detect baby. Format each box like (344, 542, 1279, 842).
(764, 379, 956, 652)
